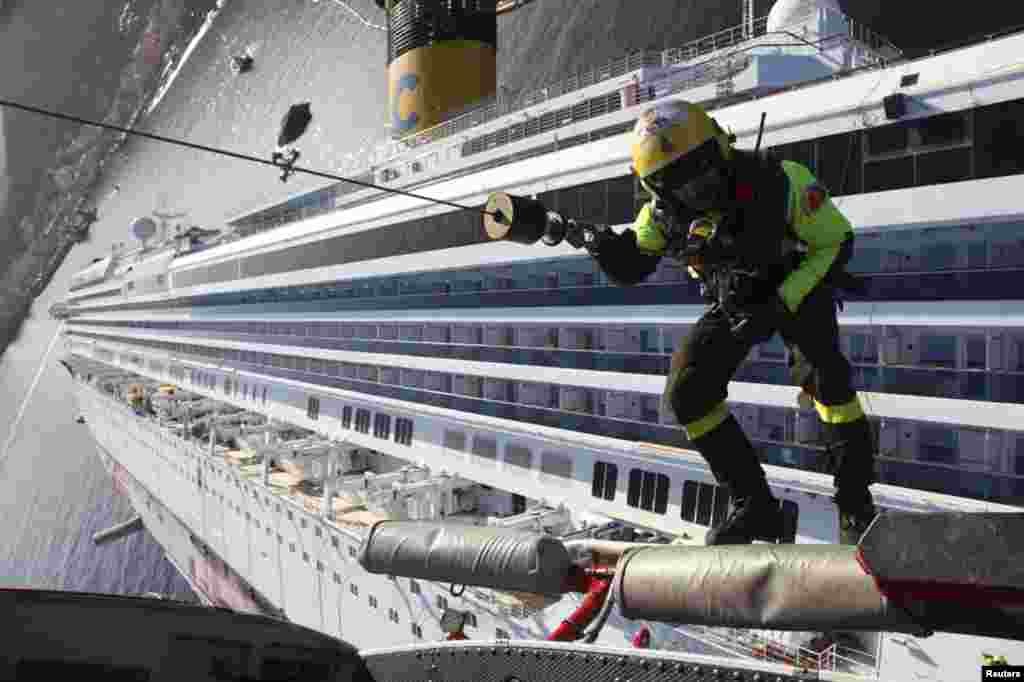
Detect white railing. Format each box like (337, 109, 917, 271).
(674, 625, 880, 677)
(228, 8, 902, 237)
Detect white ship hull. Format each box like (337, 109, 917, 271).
(73, 373, 1024, 681)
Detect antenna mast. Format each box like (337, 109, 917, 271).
(742, 0, 754, 39)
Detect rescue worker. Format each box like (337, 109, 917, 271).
(576, 100, 877, 545)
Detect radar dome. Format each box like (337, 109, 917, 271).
(131, 216, 157, 241)
(766, 0, 843, 34)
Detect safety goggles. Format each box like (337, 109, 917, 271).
(642, 137, 726, 207)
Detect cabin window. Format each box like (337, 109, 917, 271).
(437, 595, 448, 611)
(350, 584, 358, 596)
(368, 595, 378, 608)
(540, 452, 573, 482)
(975, 97, 1024, 178)
(592, 461, 618, 501)
(693, 482, 717, 526)
(444, 430, 466, 451)
(373, 413, 391, 439)
(849, 333, 879, 364)
(681, 480, 719, 526)
(495, 628, 510, 640)
(410, 579, 420, 594)
(307, 396, 320, 420)
(920, 334, 957, 369)
(965, 336, 986, 370)
(341, 406, 352, 429)
(411, 624, 423, 638)
(503, 444, 533, 470)
(355, 409, 371, 434)
(394, 417, 414, 445)
(471, 436, 497, 460)
(781, 499, 799, 544)
(626, 468, 669, 514)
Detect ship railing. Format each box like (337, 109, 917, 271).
(660, 55, 754, 98)
(461, 586, 545, 620)
(661, 15, 769, 66)
(227, 8, 902, 237)
(226, 6, 903, 236)
(673, 625, 879, 677)
(79, 372, 376, 551)
(665, 624, 758, 659)
(818, 643, 880, 677)
(843, 10, 903, 63)
(388, 49, 658, 155)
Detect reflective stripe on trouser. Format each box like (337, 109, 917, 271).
(683, 401, 729, 440)
(663, 306, 770, 500)
(775, 275, 875, 502)
(813, 396, 865, 424)
(664, 304, 759, 432)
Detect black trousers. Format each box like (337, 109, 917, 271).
(664, 239, 859, 448)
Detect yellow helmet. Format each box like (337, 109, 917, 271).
(630, 100, 733, 181)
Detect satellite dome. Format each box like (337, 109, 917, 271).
(766, 0, 843, 34)
(131, 216, 157, 241)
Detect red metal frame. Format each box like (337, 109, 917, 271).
(547, 568, 614, 642)
(439, 565, 617, 643)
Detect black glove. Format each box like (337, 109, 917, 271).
(565, 221, 610, 256)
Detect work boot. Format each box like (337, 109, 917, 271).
(826, 418, 878, 545)
(692, 414, 785, 545)
(837, 493, 877, 545)
(706, 491, 784, 545)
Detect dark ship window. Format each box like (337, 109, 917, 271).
(591, 461, 618, 501)
(373, 413, 391, 439)
(626, 469, 669, 514)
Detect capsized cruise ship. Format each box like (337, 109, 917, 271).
(53, 1, 1024, 679)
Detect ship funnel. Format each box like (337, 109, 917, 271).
(380, 1, 497, 139)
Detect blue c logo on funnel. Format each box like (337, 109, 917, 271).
(393, 73, 419, 133)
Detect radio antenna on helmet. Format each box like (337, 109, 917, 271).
(754, 112, 767, 154)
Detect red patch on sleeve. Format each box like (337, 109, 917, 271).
(805, 186, 826, 213)
(735, 183, 754, 202)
